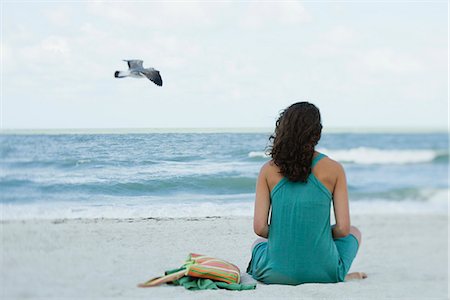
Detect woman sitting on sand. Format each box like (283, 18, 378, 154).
(247, 102, 367, 284)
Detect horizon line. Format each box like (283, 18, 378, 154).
(0, 126, 448, 134)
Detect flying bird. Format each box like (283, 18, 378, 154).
(114, 60, 163, 86)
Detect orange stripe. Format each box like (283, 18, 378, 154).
(188, 268, 238, 284)
(189, 269, 237, 281)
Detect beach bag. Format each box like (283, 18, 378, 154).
(138, 253, 241, 287)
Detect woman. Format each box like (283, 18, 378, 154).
(247, 102, 367, 284)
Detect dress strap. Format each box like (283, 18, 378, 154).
(311, 153, 326, 168)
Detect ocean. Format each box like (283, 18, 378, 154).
(1, 130, 448, 219)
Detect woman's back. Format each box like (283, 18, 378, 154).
(247, 153, 345, 284)
(248, 102, 364, 285)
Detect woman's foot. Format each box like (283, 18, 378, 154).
(345, 272, 368, 281)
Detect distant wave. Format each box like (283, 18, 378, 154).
(248, 148, 448, 164)
(322, 147, 447, 164)
(349, 187, 448, 202)
(0, 175, 257, 201)
(248, 151, 268, 158)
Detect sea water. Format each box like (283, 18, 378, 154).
(0, 131, 448, 219)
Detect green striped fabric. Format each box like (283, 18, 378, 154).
(138, 253, 246, 287)
(185, 253, 241, 284)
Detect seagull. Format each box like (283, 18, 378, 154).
(114, 60, 163, 86)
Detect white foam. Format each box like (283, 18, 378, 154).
(248, 151, 268, 158)
(350, 199, 448, 215)
(1, 194, 447, 220)
(0, 201, 254, 220)
(319, 147, 440, 164)
(248, 147, 444, 164)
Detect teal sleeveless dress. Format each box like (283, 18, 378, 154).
(246, 153, 359, 284)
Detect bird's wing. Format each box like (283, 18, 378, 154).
(141, 69, 163, 86)
(124, 60, 144, 70)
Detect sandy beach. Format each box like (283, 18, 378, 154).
(1, 213, 448, 299)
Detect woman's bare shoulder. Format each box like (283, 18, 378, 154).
(260, 160, 281, 176)
(260, 159, 275, 171)
(320, 156, 345, 174)
(265, 159, 280, 169)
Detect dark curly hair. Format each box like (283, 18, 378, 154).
(267, 102, 322, 182)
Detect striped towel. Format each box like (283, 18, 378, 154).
(138, 253, 256, 290)
(186, 253, 241, 284)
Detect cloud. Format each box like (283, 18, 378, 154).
(86, 1, 222, 29)
(240, 2, 312, 29)
(1, 42, 11, 63)
(41, 36, 71, 55)
(324, 25, 355, 44)
(18, 36, 71, 66)
(357, 48, 423, 73)
(2, 2, 446, 129)
(86, 1, 311, 31)
(303, 25, 425, 75)
(302, 25, 357, 58)
(44, 7, 71, 26)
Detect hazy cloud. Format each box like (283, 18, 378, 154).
(44, 7, 71, 26)
(2, 2, 447, 129)
(358, 48, 423, 73)
(240, 2, 311, 28)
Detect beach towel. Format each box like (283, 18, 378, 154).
(138, 253, 256, 291)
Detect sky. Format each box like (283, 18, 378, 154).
(1, 1, 448, 130)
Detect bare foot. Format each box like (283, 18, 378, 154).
(345, 272, 368, 281)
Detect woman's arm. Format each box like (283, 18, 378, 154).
(332, 162, 351, 238)
(253, 163, 271, 238)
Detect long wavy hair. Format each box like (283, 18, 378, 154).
(267, 102, 322, 182)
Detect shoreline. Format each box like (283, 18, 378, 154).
(0, 211, 448, 223)
(1, 197, 447, 221)
(2, 214, 448, 299)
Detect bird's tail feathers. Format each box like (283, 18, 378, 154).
(114, 71, 129, 78)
